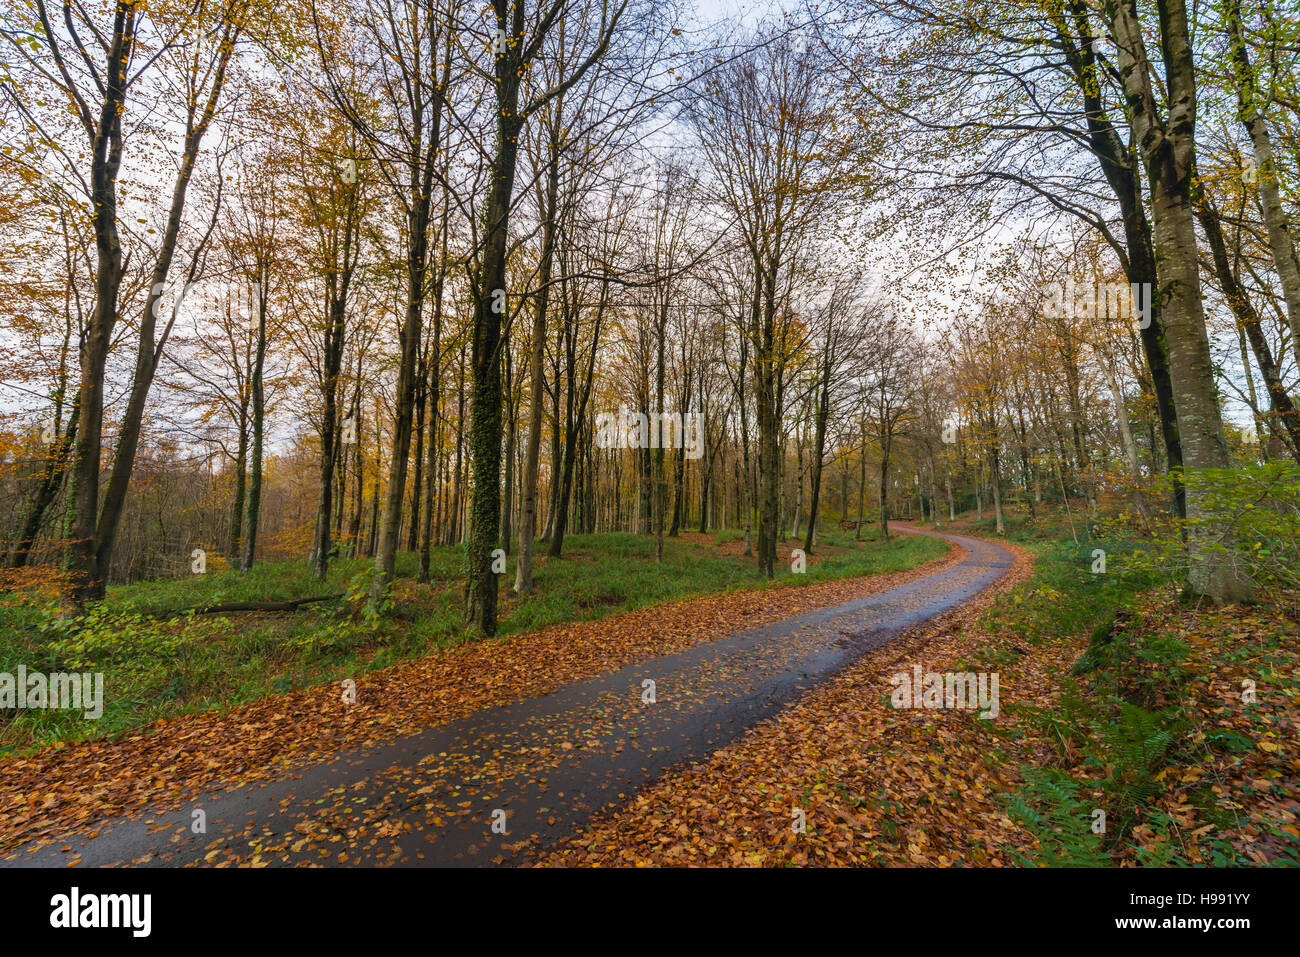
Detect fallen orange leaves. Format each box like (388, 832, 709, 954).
(1, 541, 962, 857)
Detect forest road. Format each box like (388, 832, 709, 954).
(5, 526, 1014, 867)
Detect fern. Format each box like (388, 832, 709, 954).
(1000, 765, 1112, 867)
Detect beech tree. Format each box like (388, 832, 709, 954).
(462, 0, 631, 635)
(689, 28, 847, 578)
(1105, 0, 1253, 603)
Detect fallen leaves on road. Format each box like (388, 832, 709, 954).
(534, 542, 1043, 867)
(1, 538, 962, 857)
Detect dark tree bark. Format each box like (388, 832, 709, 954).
(803, 341, 832, 553)
(464, 0, 629, 634)
(78, 13, 238, 603)
(1107, 0, 1252, 603)
(1194, 182, 1300, 458)
(240, 270, 269, 571)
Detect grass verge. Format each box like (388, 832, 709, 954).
(0, 527, 945, 753)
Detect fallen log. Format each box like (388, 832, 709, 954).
(164, 593, 345, 617)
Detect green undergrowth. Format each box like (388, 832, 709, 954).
(983, 535, 1295, 866)
(1, 528, 946, 753)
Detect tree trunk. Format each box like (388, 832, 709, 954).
(803, 360, 830, 553)
(64, 2, 135, 608)
(1226, 0, 1300, 349)
(1195, 184, 1300, 459)
(878, 436, 891, 542)
(240, 280, 268, 571)
(81, 19, 236, 602)
(464, 65, 523, 634)
(514, 143, 559, 595)
(1109, 0, 1251, 603)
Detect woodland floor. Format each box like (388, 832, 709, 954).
(2, 513, 1296, 867)
(2, 527, 1012, 866)
(0, 525, 953, 859)
(534, 516, 1298, 868)
(0, 526, 944, 752)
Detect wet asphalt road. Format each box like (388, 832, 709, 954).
(5, 527, 1013, 867)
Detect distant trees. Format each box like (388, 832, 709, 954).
(0, 0, 1293, 617)
(689, 28, 849, 578)
(0, 1, 251, 608)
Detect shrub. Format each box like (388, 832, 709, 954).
(1115, 464, 1300, 595)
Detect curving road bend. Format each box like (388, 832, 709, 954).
(5, 527, 1014, 867)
